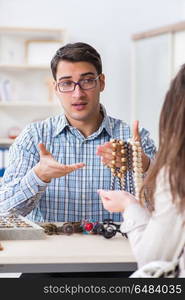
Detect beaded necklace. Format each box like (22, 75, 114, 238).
(109, 139, 144, 199)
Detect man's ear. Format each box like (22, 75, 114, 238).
(99, 74, 105, 92)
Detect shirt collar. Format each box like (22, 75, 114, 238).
(98, 104, 112, 136)
(54, 114, 70, 137)
(54, 104, 112, 137)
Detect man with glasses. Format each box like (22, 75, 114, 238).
(0, 42, 156, 223)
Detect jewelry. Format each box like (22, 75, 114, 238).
(61, 222, 83, 235)
(129, 140, 144, 200)
(41, 223, 58, 235)
(41, 222, 83, 235)
(109, 139, 144, 199)
(101, 219, 126, 239)
(110, 139, 128, 190)
(40, 220, 127, 239)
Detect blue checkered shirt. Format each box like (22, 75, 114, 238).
(0, 105, 156, 222)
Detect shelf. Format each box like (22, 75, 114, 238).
(0, 138, 14, 145)
(0, 64, 50, 71)
(0, 27, 65, 39)
(0, 26, 65, 140)
(0, 101, 58, 108)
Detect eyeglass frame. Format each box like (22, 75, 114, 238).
(56, 74, 101, 93)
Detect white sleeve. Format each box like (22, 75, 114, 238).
(121, 170, 185, 268)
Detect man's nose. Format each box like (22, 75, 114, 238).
(72, 84, 85, 97)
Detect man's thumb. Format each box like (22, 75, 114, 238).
(38, 143, 50, 156)
(132, 120, 140, 141)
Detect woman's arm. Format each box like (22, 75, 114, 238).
(99, 172, 185, 267)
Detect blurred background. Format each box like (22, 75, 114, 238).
(0, 0, 185, 176)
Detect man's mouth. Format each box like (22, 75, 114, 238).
(72, 102, 87, 110)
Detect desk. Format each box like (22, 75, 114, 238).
(0, 234, 137, 273)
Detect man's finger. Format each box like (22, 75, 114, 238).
(96, 142, 112, 155)
(38, 143, 51, 156)
(62, 162, 85, 173)
(132, 120, 140, 142)
(71, 162, 85, 169)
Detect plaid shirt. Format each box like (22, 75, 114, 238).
(0, 105, 156, 222)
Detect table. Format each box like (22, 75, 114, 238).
(0, 234, 137, 273)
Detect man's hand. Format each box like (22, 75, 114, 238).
(96, 141, 121, 168)
(98, 190, 137, 213)
(96, 120, 150, 172)
(33, 143, 85, 183)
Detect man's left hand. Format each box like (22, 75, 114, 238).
(96, 120, 150, 172)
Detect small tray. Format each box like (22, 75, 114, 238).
(0, 214, 46, 240)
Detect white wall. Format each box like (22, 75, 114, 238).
(0, 0, 184, 132)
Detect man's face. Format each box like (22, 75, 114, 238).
(54, 60, 105, 123)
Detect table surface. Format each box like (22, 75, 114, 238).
(0, 234, 137, 273)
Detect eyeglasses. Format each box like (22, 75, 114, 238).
(57, 74, 101, 93)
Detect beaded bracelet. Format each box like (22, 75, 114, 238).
(41, 222, 83, 235)
(41, 220, 126, 239)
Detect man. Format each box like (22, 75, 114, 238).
(0, 42, 156, 222)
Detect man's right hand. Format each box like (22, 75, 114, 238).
(33, 143, 85, 183)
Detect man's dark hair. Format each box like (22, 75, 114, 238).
(51, 42, 102, 80)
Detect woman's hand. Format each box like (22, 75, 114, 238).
(98, 190, 137, 213)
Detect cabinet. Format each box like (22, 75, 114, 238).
(131, 21, 185, 146)
(0, 27, 68, 146)
(0, 27, 68, 178)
